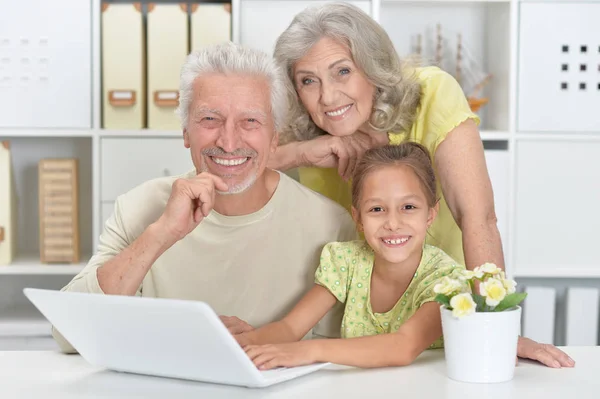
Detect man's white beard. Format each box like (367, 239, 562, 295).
(199, 160, 259, 196)
(217, 172, 258, 195)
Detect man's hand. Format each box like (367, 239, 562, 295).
(155, 172, 228, 242)
(517, 336, 575, 368)
(220, 315, 254, 335)
(297, 132, 385, 180)
(244, 341, 319, 370)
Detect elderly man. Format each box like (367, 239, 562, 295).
(53, 43, 356, 352)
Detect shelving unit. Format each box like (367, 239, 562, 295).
(0, 0, 597, 347)
(0, 255, 87, 275)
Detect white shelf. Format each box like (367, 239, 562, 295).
(515, 267, 600, 279)
(99, 129, 183, 138)
(0, 128, 184, 138)
(515, 133, 600, 142)
(480, 130, 511, 141)
(0, 255, 87, 275)
(0, 318, 52, 337)
(382, 0, 510, 2)
(0, 128, 94, 138)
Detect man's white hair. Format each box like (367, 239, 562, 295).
(176, 42, 288, 131)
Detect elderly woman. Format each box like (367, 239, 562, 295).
(268, 2, 573, 368)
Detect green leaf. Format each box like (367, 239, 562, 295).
(494, 292, 528, 312)
(435, 294, 451, 308)
(472, 294, 486, 312)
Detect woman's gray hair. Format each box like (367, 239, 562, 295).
(176, 42, 288, 131)
(274, 2, 422, 143)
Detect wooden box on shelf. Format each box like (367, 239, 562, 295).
(0, 141, 17, 265)
(38, 159, 80, 264)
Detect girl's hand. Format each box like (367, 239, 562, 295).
(244, 341, 320, 370)
(219, 315, 254, 335)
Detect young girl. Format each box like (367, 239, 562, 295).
(235, 143, 465, 369)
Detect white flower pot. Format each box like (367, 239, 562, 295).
(440, 305, 521, 383)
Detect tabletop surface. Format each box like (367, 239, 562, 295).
(0, 346, 597, 398)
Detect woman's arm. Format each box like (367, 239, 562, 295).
(245, 302, 442, 369)
(435, 118, 505, 271)
(236, 284, 337, 346)
(434, 120, 575, 368)
(268, 134, 376, 180)
(268, 141, 306, 172)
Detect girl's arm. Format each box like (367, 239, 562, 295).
(236, 284, 337, 346)
(246, 302, 442, 370)
(434, 118, 505, 271)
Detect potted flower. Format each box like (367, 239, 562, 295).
(434, 263, 527, 383)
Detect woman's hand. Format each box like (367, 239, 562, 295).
(517, 336, 575, 368)
(244, 341, 320, 370)
(297, 133, 381, 180)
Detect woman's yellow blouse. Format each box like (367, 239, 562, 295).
(297, 66, 480, 265)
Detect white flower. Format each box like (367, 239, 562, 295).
(434, 277, 464, 296)
(450, 293, 477, 318)
(478, 263, 501, 275)
(460, 269, 483, 280)
(480, 278, 507, 307)
(503, 278, 517, 294)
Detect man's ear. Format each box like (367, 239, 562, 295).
(183, 128, 190, 149)
(427, 201, 440, 228)
(270, 130, 279, 153)
(351, 206, 362, 231)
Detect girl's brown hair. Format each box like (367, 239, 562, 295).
(351, 143, 438, 212)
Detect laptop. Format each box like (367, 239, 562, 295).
(23, 288, 329, 388)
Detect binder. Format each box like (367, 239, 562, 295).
(147, 3, 189, 130)
(101, 3, 145, 129)
(38, 159, 80, 264)
(0, 141, 17, 265)
(191, 3, 232, 51)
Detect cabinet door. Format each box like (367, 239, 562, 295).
(514, 140, 600, 277)
(239, 1, 371, 55)
(0, 0, 91, 128)
(518, 3, 600, 132)
(100, 138, 194, 201)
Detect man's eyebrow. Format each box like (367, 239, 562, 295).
(294, 58, 353, 75)
(241, 109, 267, 119)
(193, 107, 222, 116)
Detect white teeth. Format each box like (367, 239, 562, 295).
(325, 105, 351, 117)
(213, 157, 248, 166)
(383, 237, 409, 245)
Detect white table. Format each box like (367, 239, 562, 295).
(1, 347, 597, 398)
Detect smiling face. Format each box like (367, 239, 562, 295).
(352, 165, 438, 268)
(183, 73, 278, 194)
(293, 37, 376, 137)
